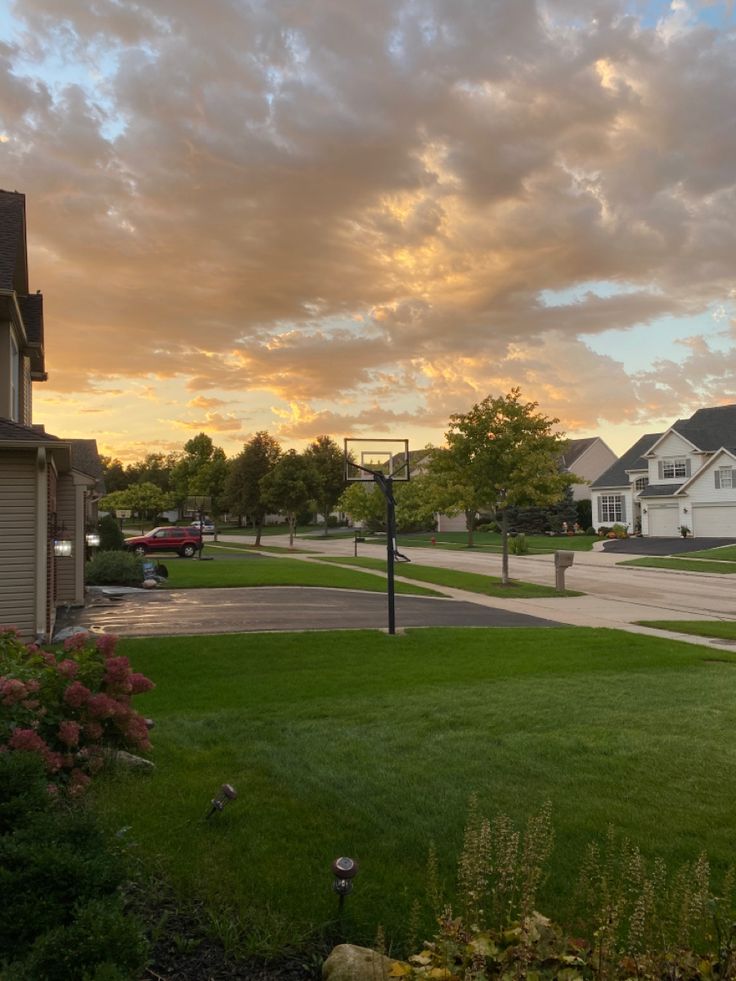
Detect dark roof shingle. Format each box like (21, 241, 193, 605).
(0, 418, 62, 442)
(591, 433, 661, 489)
(0, 190, 26, 293)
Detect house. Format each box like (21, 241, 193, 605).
(590, 405, 736, 537)
(559, 437, 618, 502)
(434, 437, 616, 532)
(0, 190, 102, 640)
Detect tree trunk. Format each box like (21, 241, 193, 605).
(255, 518, 263, 547)
(501, 509, 510, 585)
(289, 513, 295, 548)
(466, 509, 475, 548)
(322, 508, 329, 537)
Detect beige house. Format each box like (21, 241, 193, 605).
(0, 190, 102, 641)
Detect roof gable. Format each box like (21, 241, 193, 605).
(591, 433, 661, 489)
(675, 446, 736, 495)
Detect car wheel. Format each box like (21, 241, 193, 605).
(181, 544, 196, 558)
(133, 545, 147, 557)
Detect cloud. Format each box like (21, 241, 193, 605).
(2, 0, 735, 453)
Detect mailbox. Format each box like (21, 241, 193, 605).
(554, 550, 575, 591)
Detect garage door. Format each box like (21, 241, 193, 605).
(647, 505, 679, 537)
(692, 505, 736, 538)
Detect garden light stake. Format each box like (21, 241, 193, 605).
(205, 783, 237, 819)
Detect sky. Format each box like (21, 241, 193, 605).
(1, 0, 735, 462)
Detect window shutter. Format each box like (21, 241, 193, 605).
(597, 498, 602, 522)
(715, 470, 721, 489)
(658, 461, 664, 479)
(620, 497, 627, 523)
(685, 459, 691, 477)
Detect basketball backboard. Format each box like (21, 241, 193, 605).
(344, 438, 410, 482)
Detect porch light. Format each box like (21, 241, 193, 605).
(51, 517, 72, 558)
(85, 531, 101, 548)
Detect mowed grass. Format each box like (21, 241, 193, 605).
(394, 531, 599, 553)
(92, 628, 736, 955)
(163, 554, 443, 596)
(314, 555, 581, 597)
(636, 620, 736, 639)
(619, 557, 736, 574)
(685, 546, 736, 562)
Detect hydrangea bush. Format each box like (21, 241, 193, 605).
(0, 628, 154, 794)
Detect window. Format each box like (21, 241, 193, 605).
(600, 495, 623, 522)
(634, 476, 649, 491)
(662, 458, 689, 479)
(715, 467, 733, 489)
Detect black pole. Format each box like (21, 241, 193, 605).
(374, 473, 396, 635)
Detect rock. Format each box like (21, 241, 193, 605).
(323, 944, 408, 981)
(111, 750, 155, 772)
(52, 625, 90, 643)
(142, 578, 158, 589)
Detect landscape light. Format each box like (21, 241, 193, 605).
(205, 783, 237, 819)
(332, 856, 359, 913)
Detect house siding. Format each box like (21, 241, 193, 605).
(568, 440, 618, 501)
(0, 451, 37, 636)
(647, 432, 700, 485)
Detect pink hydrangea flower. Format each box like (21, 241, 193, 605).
(58, 720, 81, 747)
(96, 634, 118, 657)
(63, 680, 92, 709)
(129, 672, 155, 694)
(104, 656, 131, 686)
(86, 692, 120, 719)
(84, 721, 103, 741)
(1, 678, 28, 706)
(8, 727, 46, 753)
(63, 632, 89, 652)
(57, 659, 79, 679)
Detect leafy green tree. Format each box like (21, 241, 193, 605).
(125, 452, 179, 492)
(260, 451, 319, 547)
(100, 483, 175, 527)
(426, 447, 490, 547)
(440, 389, 578, 583)
(98, 513, 124, 551)
(304, 435, 345, 535)
(337, 482, 386, 531)
(99, 456, 128, 493)
(171, 433, 228, 517)
(224, 432, 281, 544)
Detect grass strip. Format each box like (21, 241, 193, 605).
(635, 620, 736, 639)
(393, 531, 598, 554)
(619, 557, 736, 574)
(93, 627, 736, 958)
(684, 546, 736, 562)
(164, 554, 443, 595)
(313, 555, 581, 597)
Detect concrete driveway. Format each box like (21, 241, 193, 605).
(601, 537, 736, 555)
(59, 585, 563, 638)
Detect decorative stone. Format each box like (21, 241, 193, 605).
(323, 944, 408, 981)
(52, 625, 90, 643)
(111, 750, 155, 772)
(142, 578, 158, 589)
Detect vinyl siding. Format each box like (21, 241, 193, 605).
(0, 451, 37, 636)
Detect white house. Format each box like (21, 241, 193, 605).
(591, 405, 736, 538)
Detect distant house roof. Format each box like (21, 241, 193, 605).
(70, 438, 105, 494)
(17, 293, 44, 346)
(591, 433, 662, 489)
(560, 437, 598, 469)
(671, 404, 736, 454)
(0, 418, 62, 442)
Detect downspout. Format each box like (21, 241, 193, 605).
(35, 446, 48, 640)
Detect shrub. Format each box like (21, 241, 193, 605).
(585, 526, 596, 536)
(86, 551, 144, 587)
(0, 628, 154, 794)
(98, 514, 124, 552)
(396, 800, 736, 981)
(0, 752, 148, 980)
(509, 533, 528, 555)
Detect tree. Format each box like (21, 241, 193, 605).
(425, 447, 488, 547)
(440, 389, 578, 583)
(304, 435, 345, 535)
(224, 432, 281, 545)
(171, 433, 229, 517)
(125, 452, 179, 492)
(99, 456, 128, 493)
(100, 483, 176, 527)
(337, 482, 385, 531)
(260, 451, 318, 547)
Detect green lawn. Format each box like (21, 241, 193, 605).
(684, 546, 736, 562)
(164, 554, 443, 595)
(314, 555, 581, 598)
(636, 620, 736, 639)
(91, 627, 736, 957)
(392, 531, 599, 553)
(619, 557, 736, 574)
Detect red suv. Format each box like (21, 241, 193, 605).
(124, 526, 202, 558)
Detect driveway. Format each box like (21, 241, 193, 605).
(601, 537, 736, 555)
(59, 586, 563, 638)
